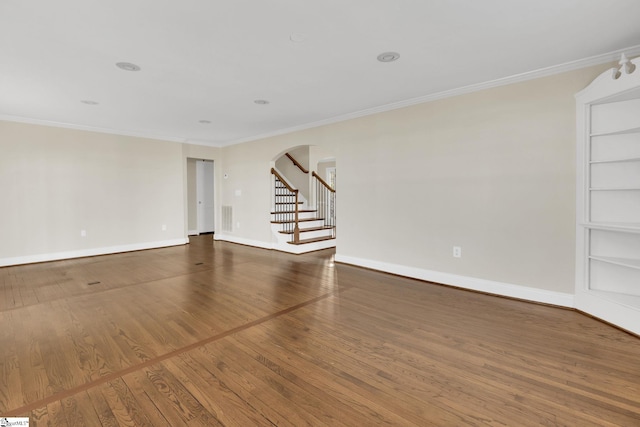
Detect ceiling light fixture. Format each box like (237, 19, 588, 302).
(80, 100, 99, 105)
(377, 52, 400, 63)
(289, 33, 307, 43)
(116, 62, 141, 71)
(254, 99, 270, 105)
(199, 120, 211, 124)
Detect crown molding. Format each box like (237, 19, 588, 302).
(0, 114, 187, 143)
(3, 44, 640, 148)
(219, 44, 640, 147)
(183, 138, 226, 148)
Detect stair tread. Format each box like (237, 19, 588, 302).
(288, 236, 336, 245)
(271, 218, 324, 224)
(279, 226, 334, 234)
(270, 209, 316, 214)
(275, 202, 303, 205)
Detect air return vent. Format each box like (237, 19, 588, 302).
(222, 205, 233, 232)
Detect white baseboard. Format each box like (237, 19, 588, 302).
(272, 239, 336, 254)
(0, 238, 189, 267)
(213, 233, 272, 250)
(574, 290, 640, 336)
(334, 254, 574, 308)
(187, 229, 199, 236)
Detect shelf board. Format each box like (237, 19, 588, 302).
(590, 126, 640, 137)
(590, 255, 640, 270)
(589, 187, 640, 191)
(586, 289, 640, 309)
(582, 222, 640, 233)
(590, 157, 640, 164)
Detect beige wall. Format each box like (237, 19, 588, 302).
(275, 145, 311, 201)
(218, 123, 342, 244)
(218, 63, 612, 294)
(0, 121, 186, 262)
(0, 63, 613, 296)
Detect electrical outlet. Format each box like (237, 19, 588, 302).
(161, 224, 167, 231)
(453, 246, 462, 258)
(80, 229, 87, 237)
(236, 222, 240, 229)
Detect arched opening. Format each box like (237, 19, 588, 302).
(269, 145, 336, 253)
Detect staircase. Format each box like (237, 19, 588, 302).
(271, 168, 336, 254)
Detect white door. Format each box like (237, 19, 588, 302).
(326, 167, 336, 189)
(197, 160, 215, 233)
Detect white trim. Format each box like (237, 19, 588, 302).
(187, 229, 199, 236)
(3, 45, 640, 149)
(272, 239, 336, 254)
(214, 233, 335, 254)
(0, 114, 186, 143)
(575, 290, 640, 336)
(573, 53, 640, 337)
(334, 254, 575, 308)
(0, 238, 188, 267)
(213, 233, 272, 250)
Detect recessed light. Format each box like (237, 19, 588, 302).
(377, 52, 400, 63)
(289, 33, 307, 43)
(116, 62, 141, 72)
(199, 120, 211, 124)
(80, 100, 99, 105)
(254, 99, 269, 105)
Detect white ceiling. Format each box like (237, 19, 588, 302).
(2, 0, 640, 147)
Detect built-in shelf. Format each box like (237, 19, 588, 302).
(582, 222, 640, 233)
(587, 289, 640, 309)
(590, 156, 640, 164)
(590, 125, 640, 137)
(590, 255, 640, 270)
(589, 187, 640, 191)
(576, 54, 640, 336)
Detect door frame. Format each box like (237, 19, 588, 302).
(196, 159, 215, 234)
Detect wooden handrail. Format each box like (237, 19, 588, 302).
(312, 171, 335, 193)
(285, 153, 309, 174)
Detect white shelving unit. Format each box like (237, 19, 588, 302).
(575, 54, 640, 335)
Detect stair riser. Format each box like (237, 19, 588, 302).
(293, 229, 334, 240)
(299, 221, 327, 230)
(272, 239, 335, 254)
(276, 220, 325, 230)
(281, 228, 334, 239)
(271, 211, 318, 221)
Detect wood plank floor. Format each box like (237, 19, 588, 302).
(1, 235, 639, 426)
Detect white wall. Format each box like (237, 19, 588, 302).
(217, 63, 612, 301)
(0, 121, 187, 265)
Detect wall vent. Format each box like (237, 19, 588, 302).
(222, 205, 233, 232)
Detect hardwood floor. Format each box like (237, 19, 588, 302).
(1, 235, 639, 426)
